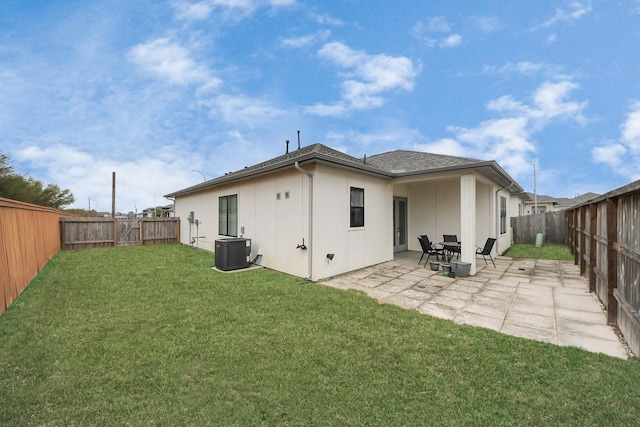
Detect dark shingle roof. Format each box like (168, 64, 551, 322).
(365, 150, 482, 173)
(165, 143, 523, 198)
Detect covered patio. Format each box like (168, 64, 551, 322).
(391, 170, 520, 277)
(320, 251, 631, 359)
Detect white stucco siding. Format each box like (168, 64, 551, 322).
(475, 181, 492, 247)
(173, 169, 309, 278)
(312, 165, 392, 280)
(404, 179, 461, 251)
(406, 183, 436, 251)
(174, 191, 218, 253)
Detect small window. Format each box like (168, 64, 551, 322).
(219, 194, 238, 237)
(350, 187, 364, 227)
(500, 196, 507, 235)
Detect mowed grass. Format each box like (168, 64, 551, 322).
(1, 245, 639, 426)
(503, 243, 574, 260)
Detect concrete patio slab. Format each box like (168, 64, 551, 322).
(319, 251, 632, 359)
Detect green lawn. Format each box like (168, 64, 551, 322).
(1, 245, 638, 426)
(503, 243, 574, 260)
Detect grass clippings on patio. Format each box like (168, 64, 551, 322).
(503, 243, 573, 260)
(1, 245, 639, 426)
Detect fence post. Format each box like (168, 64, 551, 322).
(606, 198, 618, 325)
(579, 207, 586, 275)
(113, 218, 118, 247)
(140, 219, 144, 246)
(589, 204, 597, 293)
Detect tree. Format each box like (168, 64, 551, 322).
(0, 152, 76, 209)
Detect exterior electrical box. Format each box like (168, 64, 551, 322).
(215, 238, 251, 271)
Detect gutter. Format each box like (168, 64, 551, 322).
(294, 161, 313, 280)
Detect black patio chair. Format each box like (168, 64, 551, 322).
(476, 237, 497, 267)
(442, 234, 461, 261)
(417, 235, 443, 266)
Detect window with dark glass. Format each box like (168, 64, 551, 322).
(500, 196, 507, 235)
(219, 194, 237, 237)
(350, 187, 364, 227)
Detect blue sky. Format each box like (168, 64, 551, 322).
(1, 1, 639, 213)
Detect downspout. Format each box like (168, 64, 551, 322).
(495, 181, 515, 255)
(295, 161, 313, 280)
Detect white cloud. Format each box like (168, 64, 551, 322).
(127, 38, 222, 89)
(413, 138, 467, 157)
(306, 102, 348, 117)
(309, 13, 344, 26)
(440, 34, 462, 48)
(592, 102, 640, 181)
(487, 80, 587, 126)
(325, 127, 423, 151)
(529, 80, 587, 124)
(412, 17, 461, 48)
(539, 1, 592, 28)
(280, 30, 331, 48)
(621, 101, 640, 153)
(420, 17, 451, 33)
(416, 80, 588, 182)
(16, 144, 196, 213)
(209, 94, 286, 125)
(172, 0, 295, 21)
(592, 143, 626, 169)
(470, 16, 500, 32)
(484, 61, 571, 80)
(309, 42, 419, 116)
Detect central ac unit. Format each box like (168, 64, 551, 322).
(215, 238, 251, 271)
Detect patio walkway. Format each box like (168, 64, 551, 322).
(320, 251, 631, 359)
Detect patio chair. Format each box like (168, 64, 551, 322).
(442, 234, 461, 261)
(476, 238, 497, 267)
(417, 235, 443, 266)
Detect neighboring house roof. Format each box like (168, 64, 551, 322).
(523, 192, 600, 209)
(165, 143, 524, 198)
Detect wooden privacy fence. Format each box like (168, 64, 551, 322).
(510, 211, 567, 245)
(0, 197, 74, 316)
(60, 217, 180, 250)
(567, 180, 640, 356)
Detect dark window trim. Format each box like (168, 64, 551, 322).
(350, 187, 364, 228)
(219, 194, 238, 237)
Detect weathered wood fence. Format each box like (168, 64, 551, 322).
(60, 217, 180, 250)
(0, 197, 74, 316)
(510, 211, 567, 245)
(567, 180, 640, 356)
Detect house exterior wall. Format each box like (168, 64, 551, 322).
(174, 169, 309, 278)
(475, 181, 492, 246)
(404, 178, 461, 251)
(312, 164, 392, 280)
(172, 160, 519, 279)
(173, 164, 392, 281)
(523, 201, 556, 215)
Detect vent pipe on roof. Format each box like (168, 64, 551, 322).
(285, 140, 289, 154)
(297, 130, 301, 150)
(364, 154, 367, 165)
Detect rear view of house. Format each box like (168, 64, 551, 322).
(165, 143, 524, 281)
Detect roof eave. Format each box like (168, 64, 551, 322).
(391, 161, 524, 193)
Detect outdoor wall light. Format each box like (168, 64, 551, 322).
(326, 253, 335, 261)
